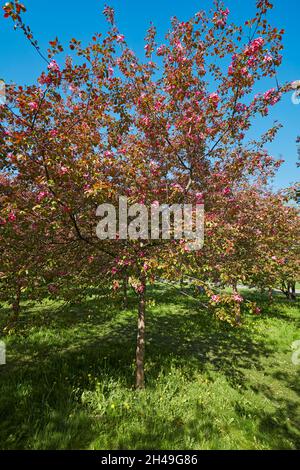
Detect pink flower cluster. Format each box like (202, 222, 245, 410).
(211, 294, 221, 303)
(244, 37, 264, 56)
(214, 8, 229, 28)
(29, 101, 38, 111)
(36, 191, 48, 202)
(195, 192, 204, 204)
(208, 92, 219, 106)
(103, 6, 115, 24)
(157, 45, 166, 56)
(38, 73, 52, 86)
(8, 212, 16, 222)
(48, 60, 60, 73)
(135, 284, 145, 294)
(263, 88, 281, 105)
(58, 166, 69, 176)
(223, 187, 231, 196)
(232, 294, 243, 303)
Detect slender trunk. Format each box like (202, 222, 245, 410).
(268, 288, 273, 303)
(291, 282, 296, 300)
(287, 282, 296, 301)
(135, 276, 146, 390)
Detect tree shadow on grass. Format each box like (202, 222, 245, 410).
(0, 286, 299, 449)
(249, 372, 300, 449)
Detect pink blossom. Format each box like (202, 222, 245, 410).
(228, 64, 234, 75)
(141, 116, 150, 127)
(263, 88, 280, 105)
(143, 263, 150, 272)
(135, 284, 145, 294)
(211, 294, 220, 303)
(223, 187, 231, 195)
(38, 74, 52, 86)
(103, 6, 115, 24)
(116, 34, 125, 43)
(59, 166, 69, 175)
(36, 191, 47, 202)
(157, 45, 166, 56)
(8, 212, 16, 222)
(232, 294, 243, 303)
(48, 60, 60, 73)
(29, 101, 38, 111)
(195, 192, 204, 203)
(244, 37, 264, 56)
(263, 54, 273, 64)
(209, 92, 219, 105)
(247, 57, 256, 67)
(171, 183, 184, 193)
(111, 267, 118, 275)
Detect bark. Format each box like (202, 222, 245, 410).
(268, 288, 273, 303)
(135, 276, 146, 390)
(286, 281, 296, 301)
(291, 282, 296, 300)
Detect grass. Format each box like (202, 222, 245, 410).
(0, 284, 299, 450)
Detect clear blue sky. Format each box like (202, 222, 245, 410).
(1, 0, 299, 190)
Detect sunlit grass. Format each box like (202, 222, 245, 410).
(0, 285, 299, 449)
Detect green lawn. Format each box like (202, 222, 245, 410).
(0, 285, 299, 450)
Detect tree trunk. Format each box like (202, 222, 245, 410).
(268, 288, 273, 303)
(286, 282, 296, 301)
(291, 282, 296, 300)
(135, 276, 146, 390)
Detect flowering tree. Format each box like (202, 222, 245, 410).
(189, 186, 299, 310)
(0, 0, 292, 387)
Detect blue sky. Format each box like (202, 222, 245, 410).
(0, 0, 299, 190)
